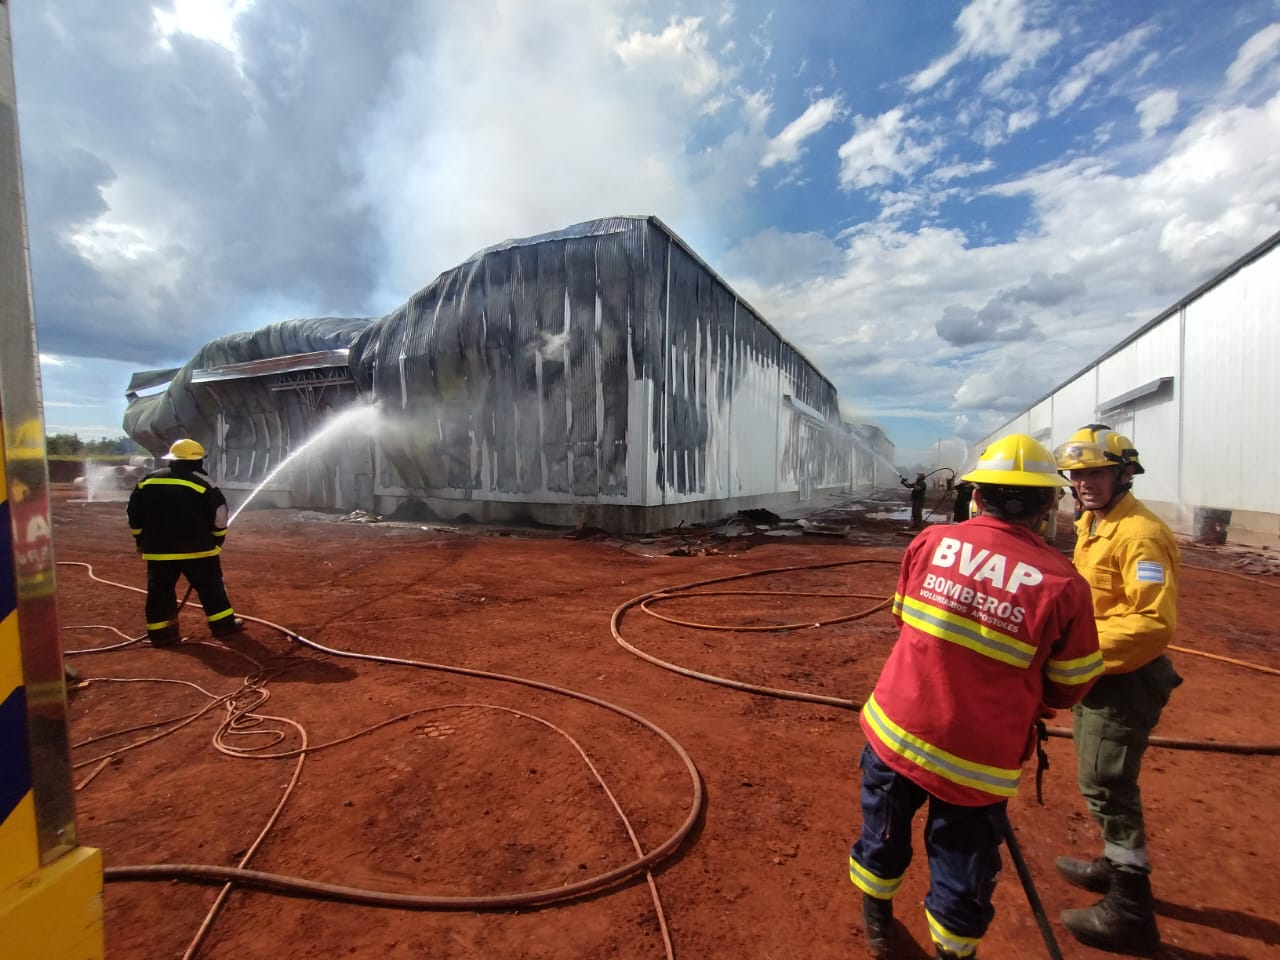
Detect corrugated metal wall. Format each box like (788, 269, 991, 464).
(1181, 250, 1280, 513)
(973, 231, 1280, 540)
(346, 216, 854, 510)
(123, 317, 372, 480)
(124, 216, 876, 524)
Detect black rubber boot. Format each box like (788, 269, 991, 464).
(935, 947, 974, 959)
(862, 894, 894, 958)
(211, 617, 245, 638)
(149, 626, 181, 647)
(1061, 865, 1160, 954)
(1056, 855, 1113, 893)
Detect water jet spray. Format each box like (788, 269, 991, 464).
(228, 404, 383, 525)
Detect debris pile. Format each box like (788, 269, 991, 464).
(337, 509, 383, 524)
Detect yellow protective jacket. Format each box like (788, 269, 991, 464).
(1073, 492, 1179, 673)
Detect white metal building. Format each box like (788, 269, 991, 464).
(974, 228, 1280, 546)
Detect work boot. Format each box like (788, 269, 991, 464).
(862, 894, 894, 958)
(1056, 855, 1113, 893)
(935, 949, 974, 960)
(211, 617, 245, 638)
(149, 626, 181, 647)
(1061, 865, 1160, 954)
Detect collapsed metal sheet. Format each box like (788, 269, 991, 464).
(123, 317, 373, 480)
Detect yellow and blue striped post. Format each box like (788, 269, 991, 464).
(0, 3, 104, 957)
(0, 430, 38, 893)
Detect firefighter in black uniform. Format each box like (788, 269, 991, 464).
(901, 472, 928, 528)
(127, 438, 242, 645)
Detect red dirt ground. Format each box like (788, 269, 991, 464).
(47, 487, 1280, 960)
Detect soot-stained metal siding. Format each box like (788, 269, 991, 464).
(344, 215, 850, 505)
(123, 318, 372, 478)
(124, 216, 869, 521)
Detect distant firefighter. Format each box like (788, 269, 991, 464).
(126, 439, 243, 645)
(900, 472, 927, 528)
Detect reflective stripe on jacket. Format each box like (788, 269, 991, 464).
(863, 516, 1103, 806)
(127, 465, 228, 561)
(1073, 491, 1179, 673)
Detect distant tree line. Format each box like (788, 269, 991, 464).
(46, 433, 146, 456)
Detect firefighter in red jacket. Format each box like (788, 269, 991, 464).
(849, 434, 1105, 960)
(126, 439, 243, 645)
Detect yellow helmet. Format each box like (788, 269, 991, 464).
(164, 438, 206, 461)
(1053, 425, 1144, 474)
(961, 433, 1067, 488)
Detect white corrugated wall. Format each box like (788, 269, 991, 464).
(973, 232, 1280, 543)
(1181, 250, 1280, 514)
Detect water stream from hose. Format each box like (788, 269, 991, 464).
(228, 404, 382, 525)
(846, 434, 905, 486)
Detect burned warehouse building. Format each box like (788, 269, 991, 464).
(123, 216, 895, 531)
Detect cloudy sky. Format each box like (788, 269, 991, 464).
(11, 0, 1280, 467)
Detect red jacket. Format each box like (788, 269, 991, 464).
(862, 516, 1103, 806)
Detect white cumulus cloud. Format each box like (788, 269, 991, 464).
(760, 96, 841, 169)
(909, 0, 1059, 94)
(1136, 89, 1178, 137)
(1225, 22, 1280, 93)
(837, 109, 940, 190)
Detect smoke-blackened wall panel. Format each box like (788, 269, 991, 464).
(705, 274, 737, 498)
(664, 242, 716, 496)
(647, 230, 670, 498)
(564, 237, 599, 496)
(456, 259, 488, 491)
(535, 242, 570, 494)
(511, 245, 543, 494)
(595, 231, 636, 496)
(428, 268, 475, 491)
(482, 248, 520, 493)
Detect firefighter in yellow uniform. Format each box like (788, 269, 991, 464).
(127, 439, 243, 644)
(1053, 425, 1180, 954)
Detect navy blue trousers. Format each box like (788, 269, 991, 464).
(850, 744, 1006, 946)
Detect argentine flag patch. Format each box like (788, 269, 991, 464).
(1136, 560, 1165, 584)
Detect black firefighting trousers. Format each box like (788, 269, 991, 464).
(144, 556, 235, 641)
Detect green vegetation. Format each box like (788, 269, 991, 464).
(46, 433, 146, 457)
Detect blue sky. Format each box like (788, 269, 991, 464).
(11, 0, 1280, 469)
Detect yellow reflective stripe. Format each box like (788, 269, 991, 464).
(138, 476, 208, 493)
(146, 619, 173, 630)
(974, 450, 1058, 476)
(891, 592, 905, 617)
(927, 908, 981, 957)
(1046, 649, 1106, 685)
(863, 694, 1021, 797)
(0, 791, 38, 886)
(212, 529, 227, 539)
(899, 594, 1036, 669)
(129, 527, 142, 535)
(141, 547, 221, 561)
(849, 857, 903, 898)
(206, 607, 235, 623)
